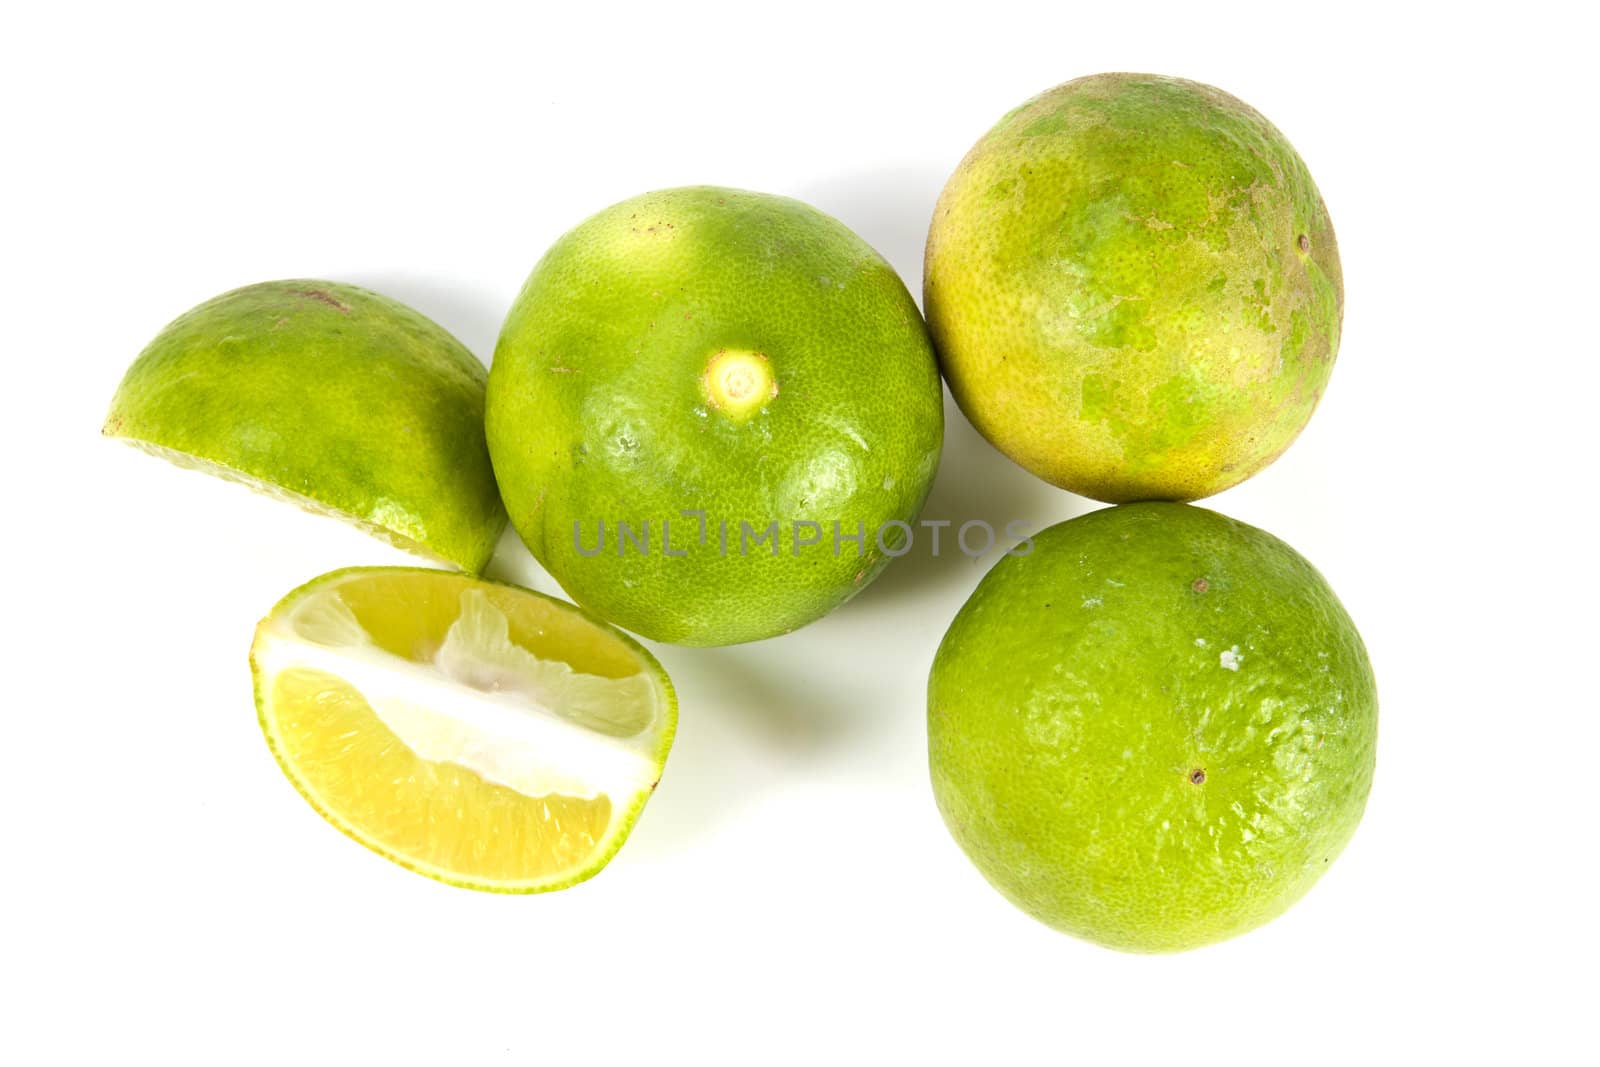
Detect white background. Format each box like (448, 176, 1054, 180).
(4, 3, 1595, 1062)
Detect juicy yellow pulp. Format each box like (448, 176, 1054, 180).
(270, 668, 614, 883)
(331, 568, 652, 683)
(254, 569, 667, 891)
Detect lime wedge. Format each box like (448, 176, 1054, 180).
(105, 280, 506, 572)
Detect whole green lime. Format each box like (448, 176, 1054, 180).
(105, 280, 506, 572)
(925, 73, 1343, 502)
(928, 503, 1376, 952)
(487, 187, 944, 646)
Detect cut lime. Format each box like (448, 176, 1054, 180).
(250, 567, 676, 892)
(104, 280, 507, 572)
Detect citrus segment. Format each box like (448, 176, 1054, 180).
(251, 567, 676, 892)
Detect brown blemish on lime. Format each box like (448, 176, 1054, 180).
(294, 288, 352, 314)
(1297, 234, 1310, 253)
(1192, 578, 1209, 593)
(1189, 768, 1206, 785)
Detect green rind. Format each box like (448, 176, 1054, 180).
(105, 280, 507, 573)
(925, 73, 1344, 502)
(487, 187, 944, 646)
(249, 565, 678, 895)
(928, 503, 1377, 951)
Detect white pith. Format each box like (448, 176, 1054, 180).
(255, 582, 666, 803)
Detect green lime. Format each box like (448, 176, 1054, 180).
(928, 503, 1376, 952)
(925, 73, 1343, 502)
(104, 280, 506, 572)
(488, 186, 944, 645)
(252, 566, 676, 893)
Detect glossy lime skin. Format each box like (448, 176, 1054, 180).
(105, 280, 506, 571)
(925, 74, 1343, 502)
(929, 503, 1376, 952)
(488, 187, 944, 646)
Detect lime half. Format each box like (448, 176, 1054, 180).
(105, 280, 507, 572)
(251, 567, 676, 892)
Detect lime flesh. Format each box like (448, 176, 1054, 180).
(251, 567, 676, 892)
(928, 503, 1376, 951)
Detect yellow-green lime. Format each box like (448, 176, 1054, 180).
(925, 73, 1343, 502)
(104, 280, 506, 572)
(488, 187, 944, 645)
(928, 503, 1376, 951)
(251, 567, 676, 893)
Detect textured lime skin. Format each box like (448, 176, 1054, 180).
(925, 74, 1343, 502)
(928, 503, 1376, 952)
(488, 187, 944, 646)
(104, 281, 506, 572)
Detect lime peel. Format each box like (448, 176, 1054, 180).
(928, 503, 1376, 951)
(105, 279, 506, 572)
